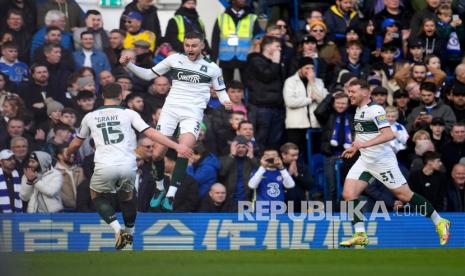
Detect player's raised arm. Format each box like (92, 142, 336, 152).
(121, 51, 172, 81)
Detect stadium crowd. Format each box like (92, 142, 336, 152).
(0, 0, 465, 214)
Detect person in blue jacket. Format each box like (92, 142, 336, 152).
(187, 142, 220, 198)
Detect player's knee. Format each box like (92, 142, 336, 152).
(118, 190, 133, 202)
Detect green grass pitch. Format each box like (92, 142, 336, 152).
(4, 249, 465, 276)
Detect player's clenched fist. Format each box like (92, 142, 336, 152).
(119, 54, 132, 66)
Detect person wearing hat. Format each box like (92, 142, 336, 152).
(119, 0, 162, 47)
(407, 39, 425, 63)
(288, 35, 329, 84)
(393, 89, 411, 126)
(373, 0, 411, 36)
(429, 117, 450, 150)
(450, 83, 465, 122)
(19, 150, 64, 213)
(123, 11, 156, 52)
(76, 76, 96, 93)
(323, 0, 358, 46)
(283, 56, 328, 150)
(211, 0, 260, 85)
(371, 86, 389, 107)
(133, 40, 155, 70)
(0, 149, 22, 213)
(165, 0, 209, 54)
(218, 134, 258, 202)
(306, 19, 341, 66)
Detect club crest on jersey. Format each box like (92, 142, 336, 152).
(200, 65, 208, 72)
(375, 115, 387, 125)
(177, 72, 201, 83)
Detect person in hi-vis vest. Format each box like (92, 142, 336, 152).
(211, 0, 261, 85)
(165, 0, 210, 55)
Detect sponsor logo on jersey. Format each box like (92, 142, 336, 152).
(218, 75, 225, 87)
(266, 182, 281, 198)
(177, 72, 201, 83)
(354, 122, 364, 132)
(375, 114, 388, 125)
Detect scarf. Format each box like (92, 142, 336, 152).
(330, 113, 352, 150)
(0, 168, 22, 213)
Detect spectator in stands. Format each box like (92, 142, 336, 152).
(335, 40, 371, 81)
(280, 143, 312, 213)
(410, 0, 440, 39)
(19, 151, 63, 213)
(393, 89, 411, 126)
(197, 183, 237, 212)
(187, 142, 220, 198)
(246, 35, 285, 149)
(123, 11, 156, 52)
(44, 123, 72, 159)
(75, 90, 96, 124)
(211, 111, 245, 156)
(308, 19, 341, 68)
(371, 86, 389, 107)
(10, 136, 28, 176)
(416, 18, 447, 62)
(386, 105, 409, 154)
(119, 0, 162, 46)
(394, 62, 446, 91)
(323, 0, 358, 46)
(373, 0, 411, 37)
(144, 76, 170, 111)
(429, 117, 450, 150)
(132, 137, 156, 212)
(32, 26, 75, 72)
(126, 93, 148, 122)
(165, 0, 210, 54)
(105, 29, 125, 68)
(0, 149, 22, 213)
(55, 145, 84, 210)
(406, 82, 456, 133)
(409, 151, 447, 211)
(441, 122, 465, 174)
(0, 0, 37, 35)
(211, 0, 260, 84)
(0, 41, 28, 85)
(1, 9, 32, 63)
(37, 0, 84, 32)
(248, 148, 295, 204)
(40, 98, 64, 140)
(98, 70, 115, 88)
(449, 83, 465, 122)
(409, 130, 434, 172)
(73, 10, 110, 51)
(31, 10, 73, 58)
(43, 42, 74, 96)
(283, 57, 328, 153)
(73, 31, 111, 77)
(446, 163, 465, 211)
(76, 139, 95, 212)
(218, 135, 257, 203)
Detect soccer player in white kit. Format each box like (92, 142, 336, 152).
(65, 83, 192, 250)
(120, 32, 232, 211)
(339, 79, 451, 247)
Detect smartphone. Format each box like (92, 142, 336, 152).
(390, 32, 399, 39)
(419, 111, 427, 115)
(453, 14, 460, 21)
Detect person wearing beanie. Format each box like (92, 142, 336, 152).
(306, 19, 342, 68)
(76, 76, 96, 93)
(283, 56, 328, 154)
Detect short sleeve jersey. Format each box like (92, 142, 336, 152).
(353, 102, 394, 162)
(150, 53, 226, 109)
(77, 106, 150, 167)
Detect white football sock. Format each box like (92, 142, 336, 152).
(430, 211, 441, 226)
(166, 186, 178, 197)
(354, 222, 366, 233)
(156, 180, 164, 191)
(110, 220, 122, 234)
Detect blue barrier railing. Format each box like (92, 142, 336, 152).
(1, 213, 464, 251)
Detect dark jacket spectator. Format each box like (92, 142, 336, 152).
(446, 163, 465, 212)
(37, 0, 85, 32)
(187, 149, 220, 198)
(197, 183, 237, 212)
(0, 0, 37, 35)
(441, 123, 465, 174)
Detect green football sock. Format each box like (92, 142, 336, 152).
(408, 193, 435, 217)
(350, 199, 366, 233)
(119, 198, 137, 229)
(166, 157, 188, 197)
(92, 196, 117, 224)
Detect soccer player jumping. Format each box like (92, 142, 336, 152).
(66, 83, 192, 250)
(120, 32, 232, 211)
(339, 79, 451, 247)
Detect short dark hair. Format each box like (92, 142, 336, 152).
(231, 111, 245, 117)
(125, 93, 143, 103)
(102, 83, 122, 99)
(227, 80, 244, 91)
(85, 9, 101, 17)
(46, 26, 61, 34)
(61, 107, 76, 116)
(280, 142, 299, 154)
(110, 29, 125, 36)
(76, 90, 95, 100)
(53, 123, 72, 133)
(346, 40, 362, 49)
(423, 151, 441, 164)
(30, 63, 48, 74)
(184, 31, 204, 41)
(260, 35, 281, 53)
(238, 120, 253, 130)
(349, 79, 370, 90)
(43, 42, 61, 54)
(80, 30, 94, 39)
(7, 9, 23, 19)
(420, 82, 437, 93)
(1, 41, 18, 50)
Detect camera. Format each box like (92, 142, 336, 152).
(266, 158, 275, 164)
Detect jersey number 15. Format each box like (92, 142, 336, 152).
(97, 121, 124, 145)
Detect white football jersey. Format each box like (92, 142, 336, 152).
(151, 53, 226, 109)
(77, 106, 149, 167)
(353, 102, 395, 162)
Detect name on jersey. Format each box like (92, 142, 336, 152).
(96, 115, 118, 123)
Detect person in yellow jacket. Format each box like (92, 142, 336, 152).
(211, 0, 261, 84)
(165, 0, 210, 54)
(123, 11, 156, 52)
